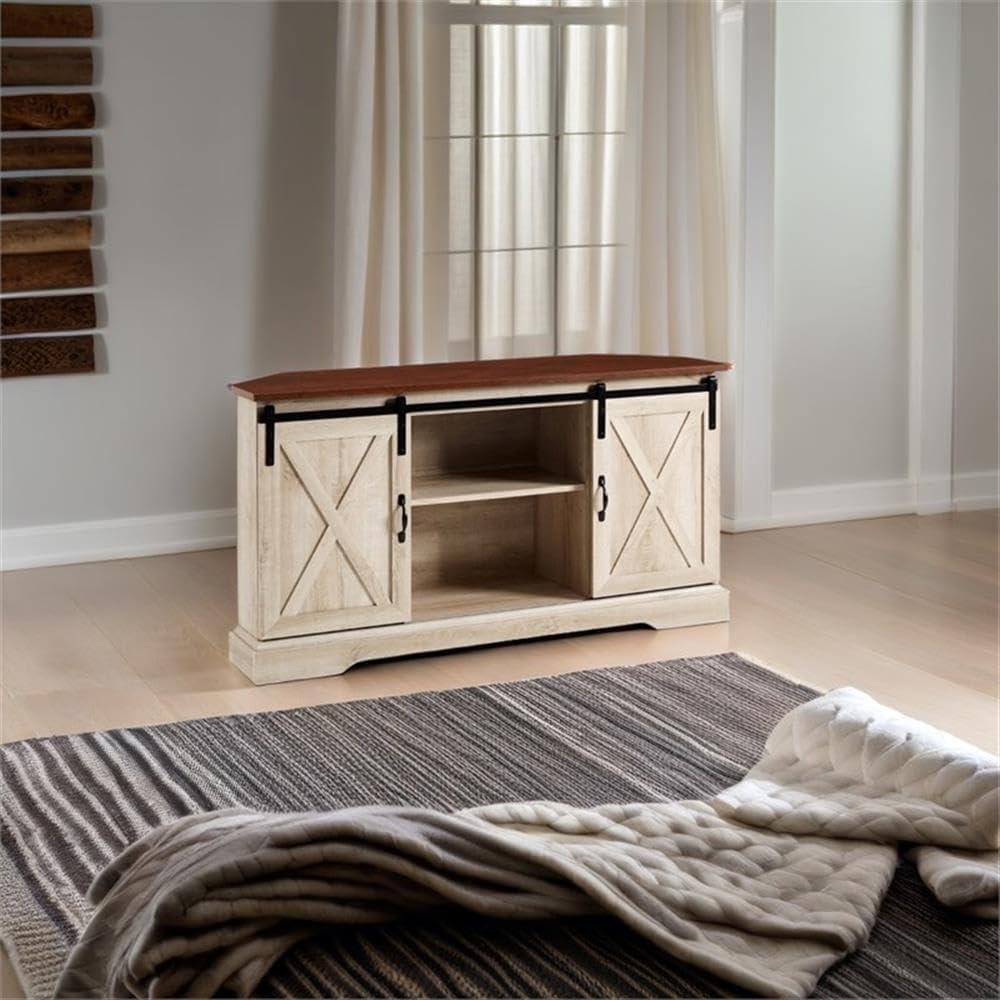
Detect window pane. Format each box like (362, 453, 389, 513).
(558, 246, 620, 352)
(449, 24, 475, 136)
(425, 252, 475, 353)
(558, 133, 624, 246)
(479, 136, 552, 250)
(562, 25, 627, 133)
(481, 25, 550, 136)
(425, 138, 474, 253)
(480, 249, 554, 353)
(426, 23, 474, 137)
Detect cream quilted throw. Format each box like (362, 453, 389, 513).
(56, 688, 999, 999)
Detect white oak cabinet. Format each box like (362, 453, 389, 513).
(230, 355, 730, 684)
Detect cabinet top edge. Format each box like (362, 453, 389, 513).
(230, 354, 731, 403)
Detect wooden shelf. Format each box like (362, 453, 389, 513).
(412, 467, 585, 507)
(412, 575, 583, 622)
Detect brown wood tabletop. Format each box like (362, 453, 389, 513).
(0, 136, 92, 171)
(231, 355, 732, 403)
(1, 46, 92, 86)
(1, 216, 91, 255)
(1, 92, 95, 130)
(0, 332, 94, 377)
(1, 292, 96, 335)
(1, 3, 93, 38)
(1, 175, 93, 214)
(1, 249, 93, 292)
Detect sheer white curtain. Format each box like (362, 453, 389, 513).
(332, 0, 727, 365)
(619, 0, 728, 360)
(331, 0, 424, 366)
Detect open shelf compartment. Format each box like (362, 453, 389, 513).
(408, 402, 592, 621)
(410, 404, 588, 507)
(410, 492, 592, 621)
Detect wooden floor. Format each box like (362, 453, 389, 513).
(2, 510, 997, 752)
(1, 510, 997, 999)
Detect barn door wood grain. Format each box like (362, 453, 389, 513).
(257, 415, 410, 639)
(590, 394, 718, 597)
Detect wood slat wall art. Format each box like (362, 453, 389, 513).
(1, 91, 95, 130)
(1, 216, 92, 254)
(0, 135, 92, 171)
(1, 46, 92, 86)
(1, 3, 93, 38)
(1, 333, 95, 377)
(1, 249, 93, 292)
(1, 292, 96, 335)
(1, 3, 100, 377)
(1, 175, 92, 213)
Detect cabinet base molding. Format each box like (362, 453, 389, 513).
(228, 585, 730, 685)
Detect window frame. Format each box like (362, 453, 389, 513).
(424, 0, 628, 359)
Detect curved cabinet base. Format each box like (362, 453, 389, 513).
(228, 584, 730, 685)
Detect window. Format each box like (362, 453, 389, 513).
(424, 0, 628, 360)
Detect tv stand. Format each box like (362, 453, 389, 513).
(228, 355, 731, 684)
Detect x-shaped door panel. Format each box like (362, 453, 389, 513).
(591, 396, 718, 597)
(280, 438, 390, 616)
(258, 415, 410, 639)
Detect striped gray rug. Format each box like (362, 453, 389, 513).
(1, 653, 996, 998)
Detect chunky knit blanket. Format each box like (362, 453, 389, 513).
(56, 687, 999, 999)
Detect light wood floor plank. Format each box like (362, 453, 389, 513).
(1, 567, 147, 697)
(723, 531, 997, 695)
(771, 519, 998, 620)
(0, 512, 995, 754)
(0, 687, 37, 743)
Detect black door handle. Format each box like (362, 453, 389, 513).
(597, 475, 609, 522)
(396, 494, 408, 542)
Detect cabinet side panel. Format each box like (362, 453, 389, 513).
(703, 391, 721, 581)
(236, 396, 260, 636)
(392, 415, 412, 616)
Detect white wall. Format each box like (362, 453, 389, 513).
(772, 0, 909, 493)
(723, 0, 998, 529)
(1, 1, 339, 564)
(953, 0, 999, 503)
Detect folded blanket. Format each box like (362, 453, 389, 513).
(55, 688, 999, 999)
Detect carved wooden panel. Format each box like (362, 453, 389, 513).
(1, 136, 92, 171)
(1, 217, 91, 254)
(1, 250, 93, 292)
(1, 91, 95, 130)
(1, 333, 94, 377)
(1, 176, 92, 214)
(1, 3, 101, 360)
(1, 4, 93, 38)
(591, 395, 719, 597)
(258, 415, 411, 639)
(1, 293, 96, 335)
(1, 46, 92, 85)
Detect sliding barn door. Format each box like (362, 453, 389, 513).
(257, 415, 410, 639)
(591, 395, 718, 597)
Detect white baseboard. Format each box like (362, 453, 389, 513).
(722, 472, 998, 533)
(0, 508, 237, 571)
(952, 469, 1000, 511)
